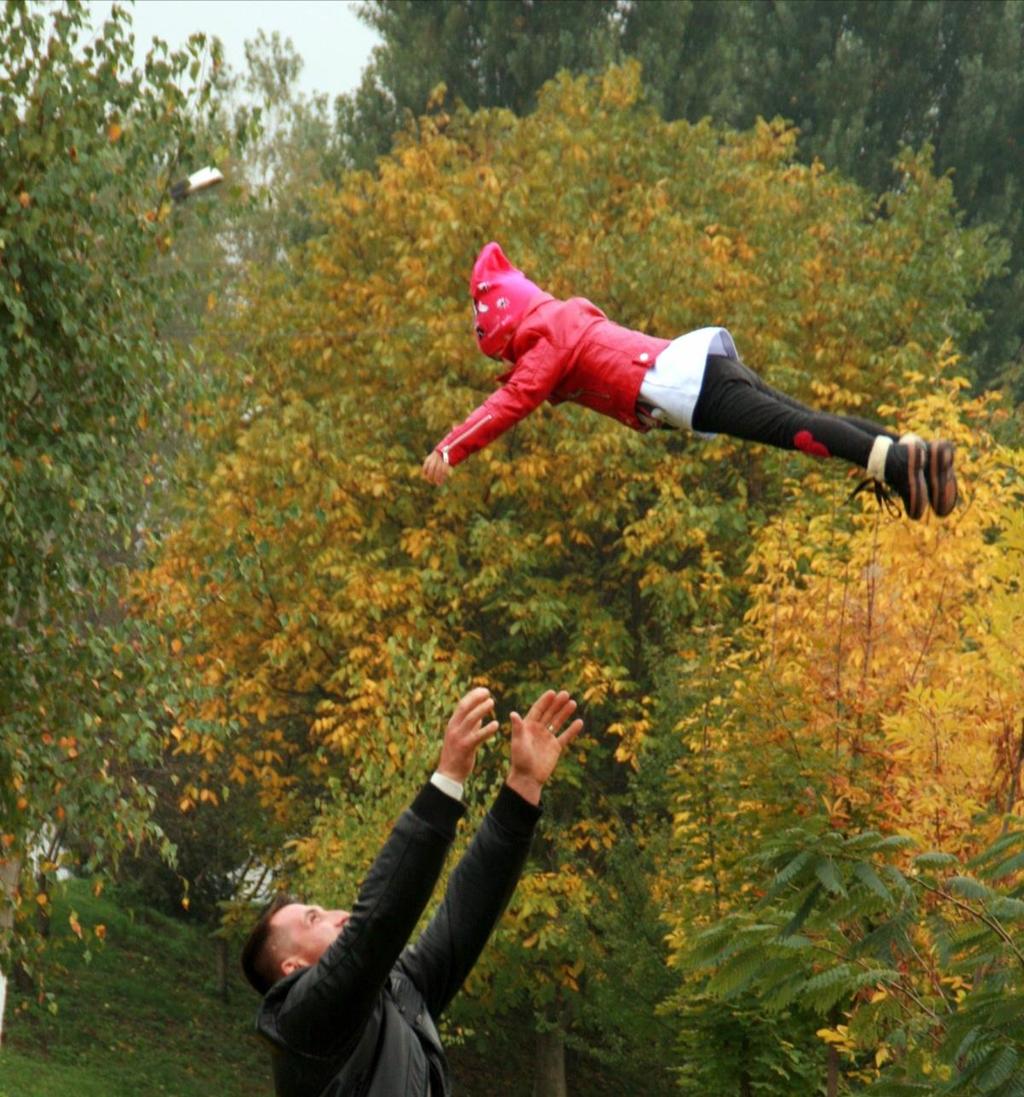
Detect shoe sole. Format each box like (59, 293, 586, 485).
(905, 443, 927, 520)
(928, 441, 957, 517)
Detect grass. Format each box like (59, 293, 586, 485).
(0, 880, 671, 1096)
(0, 878, 269, 1097)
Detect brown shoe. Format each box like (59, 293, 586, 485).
(885, 441, 928, 520)
(925, 440, 957, 517)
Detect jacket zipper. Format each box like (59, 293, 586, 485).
(442, 414, 493, 463)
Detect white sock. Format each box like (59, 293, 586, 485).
(899, 432, 924, 447)
(867, 436, 893, 482)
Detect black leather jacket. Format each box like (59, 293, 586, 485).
(255, 781, 540, 1096)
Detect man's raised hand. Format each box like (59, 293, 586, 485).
(506, 689, 583, 805)
(437, 687, 499, 783)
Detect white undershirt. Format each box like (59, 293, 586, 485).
(429, 771, 464, 802)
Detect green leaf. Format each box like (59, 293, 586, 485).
(814, 858, 847, 897)
(781, 883, 822, 937)
(766, 850, 812, 897)
(946, 876, 993, 903)
(853, 861, 893, 904)
(914, 851, 959, 870)
(974, 1045, 1018, 1093)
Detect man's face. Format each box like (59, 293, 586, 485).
(270, 903, 351, 977)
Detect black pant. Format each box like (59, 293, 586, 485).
(690, 355, 896, 469)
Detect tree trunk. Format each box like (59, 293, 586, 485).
(532, 1028, 568, 1097)
(827, 1043, 839, 1097)
(1005, 717, 1024, 819)
(0, 856, 21, 1049)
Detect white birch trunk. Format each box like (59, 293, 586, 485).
(0, 856, 21, 1049)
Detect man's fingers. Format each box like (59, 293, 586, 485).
(548, 694, 577, 731)
(460, 696, 496, 734)
(525, 689, 557, 724)
(450, 688, 493, 731)
(454, 687, 492, 714)
(477, 719, 499, 740)
(517, 690, 581, 736)
(529, 689, 576, 731)
(557, 718, 584, 748)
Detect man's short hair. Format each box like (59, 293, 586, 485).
(240, 893, 298, 996)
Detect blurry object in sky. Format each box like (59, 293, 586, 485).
(171, 166, 225, 202)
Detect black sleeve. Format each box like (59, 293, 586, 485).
(396, 783, 541, 1019)
(273, 782, 465, 1053)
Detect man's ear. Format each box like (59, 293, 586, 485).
(280, 955, 305, 977)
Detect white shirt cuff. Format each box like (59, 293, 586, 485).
(429, 771, 464, 802)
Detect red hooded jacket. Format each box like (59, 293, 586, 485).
(435, 244, 671, 467)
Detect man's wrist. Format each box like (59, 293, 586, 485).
(504, 771, 543, 807)
(411, 780, 466, 839)
(430, 771, 465, 802)
(491, 781, 542, 835)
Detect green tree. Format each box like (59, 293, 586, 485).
(627, 0, 1024, 390)
(338, 0, 620, 169)
(674, 823, 1024, 1096)
(0, 0, 238, 1021)
(341, 0, 1024, 391)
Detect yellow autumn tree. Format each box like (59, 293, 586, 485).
(716, 384, 1022, 847)
(134, 62, 1002, 1089)
(661, 381, 1024, 1092)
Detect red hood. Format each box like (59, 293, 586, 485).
(469, 242, 543, 360)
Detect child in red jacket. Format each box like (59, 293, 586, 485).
(422, 242, 957, 520)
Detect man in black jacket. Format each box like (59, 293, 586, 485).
(241, 685, 583, 1097)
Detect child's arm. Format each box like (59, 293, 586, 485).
(422, 346, 560, 485)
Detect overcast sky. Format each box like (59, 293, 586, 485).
(85, 0, 381, 100)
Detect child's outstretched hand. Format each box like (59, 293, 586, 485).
(422, 452, 451, 486)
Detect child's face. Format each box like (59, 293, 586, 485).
(472, 300, 488, 348)
(472, 297, 513, 361)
